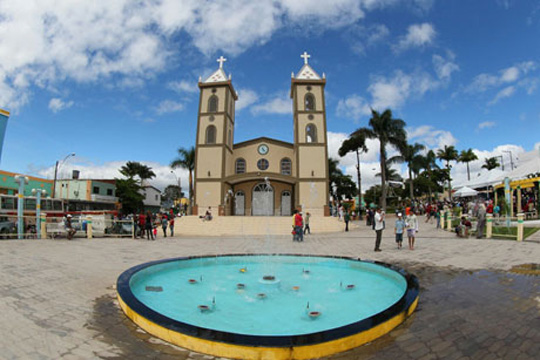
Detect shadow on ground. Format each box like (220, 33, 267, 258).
(90, 264, 540, 360)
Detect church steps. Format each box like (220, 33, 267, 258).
(174, 216, 356, 236)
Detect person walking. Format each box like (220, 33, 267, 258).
(145, 211, 154, 240)
(476, 203, 486, 238)
(161, 214, 168, 237)
(405, 210, 419, 250)
(373, 208, 385, 252)
(292, 210, 304, 242)
(303, 212, 311, 235)
(344, 210, 350, 232)
(395, 212, 405, 249)
(169, 215, 175, 237)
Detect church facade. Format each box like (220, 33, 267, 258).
(193, 54, 329, 216)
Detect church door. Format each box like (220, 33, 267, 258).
(252, 183, 274, 216)
(281, 191, 291, 216)
(235, 191, 245, 216)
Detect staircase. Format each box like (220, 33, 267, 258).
(175, 216, 355, 236)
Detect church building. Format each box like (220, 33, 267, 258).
(193, 53, 329, 217)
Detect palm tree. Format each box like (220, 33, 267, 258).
(352, 109, 407, 210)
(416, 150, 439, 200)
(338, 133, 368, 215)
(119, 161, 156, 185)
(459, 148, 478, 181)
(436, 145, 459, 200)
(171, 146, 196, 214)
(482, 157, 500, 171)
(375, 166, 403, 181)
(397, 143, 425, 201)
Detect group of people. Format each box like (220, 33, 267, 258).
(134, 210, 175, 240)
(291, 210, 311, 242)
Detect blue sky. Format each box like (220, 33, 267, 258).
(1, 0, 539, 190)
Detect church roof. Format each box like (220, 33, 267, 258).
(295, 64, 321, 80)
(234, 137, 294, 149)
(203, 68, 228, 83)
(202, 55, 230, 83)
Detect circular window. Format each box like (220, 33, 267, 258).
(209, 115, 215, 122)
(307, 86, 312, 91)
(308, 114, 314, 120)
(211, 88, 217, 93)
(257, 159, 269, 171)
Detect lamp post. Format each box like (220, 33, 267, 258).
(503, 150, 514, 171)
(52, 153, 75, 198)
(14, 175, 29, 239)
(32, 189, 47, 239)
(170, 170, 182, 208)
(495, 155, 504, 171)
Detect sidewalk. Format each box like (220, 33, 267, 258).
(0, 220, 538, 359)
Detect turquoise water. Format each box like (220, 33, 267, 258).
(129, 256, 407, 336)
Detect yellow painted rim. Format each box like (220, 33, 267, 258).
(117, 293, 419, 360)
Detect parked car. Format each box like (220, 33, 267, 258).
(0, 216, 17, 239)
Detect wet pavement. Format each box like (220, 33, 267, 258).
(1, 219, 539, 359)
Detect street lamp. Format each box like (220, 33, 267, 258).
(14, 175, 29, 239)
(495, 155, 504, 171)
(503, 150, 514, 170)
(170, 170, 183, 207)
(52, 153, 75, 198)
(32, 188, 47, 239)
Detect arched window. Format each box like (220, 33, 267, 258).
(280, 158, 292, 175)
(206, 125, 216, 144)
(235, 158, 246, 174)
(305, 93, 315, 111)
(306, 124, 317, 143)
(208, 95, 218, 113)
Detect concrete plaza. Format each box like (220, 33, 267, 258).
(0, 219, 539, 360)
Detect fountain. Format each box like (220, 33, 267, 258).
(117, 254, 419, 359)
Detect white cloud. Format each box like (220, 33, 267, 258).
(534, 142, 540, 151)
(0, 0, 402, 110)
(155, 100, 184, 115)
(488, 86, 516, 105)
(349, 23, 389, 55)
(236, 88, 259, 111)
(251, 93, 291, 115)
(394, 23, 436, 52)
(433, 53, 459, 81)
(38, 160, 189, 192)
(336, 94, 371, 120)
(48, 98, 74, 113)
(466, 61, 537, 93)
(407, 125, 457, 150)
(168, 80, 198, 94)
(477, 121, 496, 130)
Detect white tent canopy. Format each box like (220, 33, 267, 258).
(453, 186, 478, 197)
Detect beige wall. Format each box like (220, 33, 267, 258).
(200, 87, 227, 113)
(295, 85, 324, 112)
(297, 113, 325, 145)
(231, 142, 295, 177)
(198, 114, 226, 145)
(232, 180, 293, 216)
(197, 147, 223, 180)
(298, 181, 326, 216)
(298, 146, 326, 178)
(196, 182, 222, 215)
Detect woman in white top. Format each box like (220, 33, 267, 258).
(405, 210, 419, 250)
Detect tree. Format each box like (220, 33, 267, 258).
(352, 109, 407, 210)
(162, 185, 184, 203)
(416, 149, 439, 200)
(119, 161, 156, 185)
(115, 178, 144, 215)
(375, 166, 403, 182)
(171, 146, 195, 214)
(328, 158, 358, 202)
(338, 133, 368, 214)
(459, 148, 478, 181)
(436, 145, 459, 201)
(482, 157, 500, 171)
(397, 142, 425, 201)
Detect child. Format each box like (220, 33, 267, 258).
(395, 212, 405, 249)
(405, 210, 419, 250)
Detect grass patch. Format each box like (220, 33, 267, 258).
(492, 226, 540, 239)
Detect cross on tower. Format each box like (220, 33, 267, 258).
(217, 56, 227, 69)
(301, 51, 310, 65)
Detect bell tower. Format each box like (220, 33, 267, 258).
(291, 52, 329, 216)
(194, 56, 237, 215)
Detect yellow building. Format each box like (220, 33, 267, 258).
(194, 54, 329, 217)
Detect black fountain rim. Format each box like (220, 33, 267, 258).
(117, 253, 419, 348)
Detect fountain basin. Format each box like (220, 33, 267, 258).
(117, 254, 419, 359)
